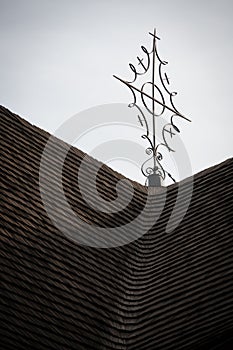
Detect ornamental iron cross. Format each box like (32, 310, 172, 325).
(113, 28, 191, 186)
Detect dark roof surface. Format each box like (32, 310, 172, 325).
(0, 105, 233, 349)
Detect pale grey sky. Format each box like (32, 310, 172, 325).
(0, 0, 232, 184)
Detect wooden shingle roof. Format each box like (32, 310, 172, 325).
(0, 105, 233, 349)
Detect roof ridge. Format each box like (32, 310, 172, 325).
(167, 157, 233, 191)
(1, 104, 232, 193)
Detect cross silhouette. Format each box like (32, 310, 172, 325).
(149, 31, 161, 41)
(113, 28, 191, 186)
(137, 56, 147, 71)
(164, 127, 175, 138)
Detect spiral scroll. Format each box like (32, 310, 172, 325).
(113, 28, 191, 185)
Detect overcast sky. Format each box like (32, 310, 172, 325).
(0, 0, 232, 184)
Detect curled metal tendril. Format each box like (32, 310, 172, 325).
(146, 147, 153, 155)
(145, 167, 154, 175)
(157, 152, 163, 161)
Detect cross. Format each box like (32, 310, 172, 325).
(149, 30, 161, 41)
(137, 56, 147, 71)
(113, 28, 192, 185)
(164, 127, 175, 138)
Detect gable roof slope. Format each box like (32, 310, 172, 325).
(0, 105, 233, 349)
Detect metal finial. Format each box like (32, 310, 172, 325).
(113, 28, 191, 186)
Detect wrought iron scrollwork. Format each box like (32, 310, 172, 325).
(114, 28, 191, 185)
